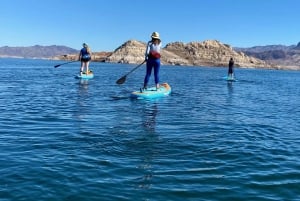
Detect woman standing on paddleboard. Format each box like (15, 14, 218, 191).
(79, 43, 92, 75)
(143, 32, 162, 90)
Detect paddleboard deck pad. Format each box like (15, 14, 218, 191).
(75, 71, 94, 79)
(131, 83, 171, 99)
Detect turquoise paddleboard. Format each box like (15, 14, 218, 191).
(131, 83, 171, 99)
(223, 76, 237, 82)
(75, 71, 94, 79)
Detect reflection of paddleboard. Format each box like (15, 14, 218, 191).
(131, 83, 171, 99)
(223, 76, 237, 82)
(75, 71, 94, 79)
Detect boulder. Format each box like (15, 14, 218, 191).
(106, 39, 271, 68)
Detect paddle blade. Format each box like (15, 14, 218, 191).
(54, 64, 60, 68)
(116, 76, 126, 84)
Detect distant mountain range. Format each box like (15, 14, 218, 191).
(1, 42, 300, 70)
(0, 45, 78, 58)
(234, 42, 300, 68)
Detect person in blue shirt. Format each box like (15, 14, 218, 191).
(79, 43, 92, 75)
(143, 32, 162, 90)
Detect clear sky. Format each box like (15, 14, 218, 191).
(1, 0, 300, 51)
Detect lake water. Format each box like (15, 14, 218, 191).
(0, 58, 299, 201)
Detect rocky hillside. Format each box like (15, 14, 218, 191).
(0, 45, 78, 58)
(2, 41, 300, 70)
(106, 40, 272, 68)
(235, 43, 300, 70)
(106, 40, 145, 64)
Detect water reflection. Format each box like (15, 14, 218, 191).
(227, 81, 233, 94)
(136, 144, 155, 190)
(142, 102, 158, 132)
(74, 79, 90, 121)
(226, 81, 234, 105)
(78, 79, 89, 90)
(134, 101, 160, 193)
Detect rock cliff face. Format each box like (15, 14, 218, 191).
(106, 40, 145, 64)
(235, 44, 300, 70)
(106, 40, 273, 68)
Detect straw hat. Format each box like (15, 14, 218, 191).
(151, 32, 160, 40)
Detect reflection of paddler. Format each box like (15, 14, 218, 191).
(143, 104, 158, 131)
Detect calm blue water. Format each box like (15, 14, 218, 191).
(0, 58, 299, 201)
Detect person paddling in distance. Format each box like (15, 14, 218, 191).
(79, 43, 92, 75)
(228, 57, 234, 79)
(141, 32, 162, 91)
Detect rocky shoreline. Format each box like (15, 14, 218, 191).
(52, 40, 298, 70)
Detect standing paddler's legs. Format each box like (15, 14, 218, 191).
(153, 59, 160, 89)
(80, 61, 84, 75)
(85, 61, 90, 74)
(143, 60, 153, 89)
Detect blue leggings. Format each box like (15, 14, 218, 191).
(144, 58, 160, 87)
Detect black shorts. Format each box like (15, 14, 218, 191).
(81, 58, 91, 62)
(81, 54, 91, 62)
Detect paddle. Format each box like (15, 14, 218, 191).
(54, 60, 78, 68)
(116, 60, 146, 84)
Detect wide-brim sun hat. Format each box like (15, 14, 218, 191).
(151, 32, 160, 40)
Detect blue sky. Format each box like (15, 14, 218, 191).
(1, 0, 300, 51)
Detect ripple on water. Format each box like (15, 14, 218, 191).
(0, 60, 300, 200)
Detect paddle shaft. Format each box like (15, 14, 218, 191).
(124, 60, 145, 76)
(54, 60, 78, 68)
(116, 60, 146, 84)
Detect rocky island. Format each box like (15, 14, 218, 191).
(53, 40, 277, 69)
(2, 40, 300, 70)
